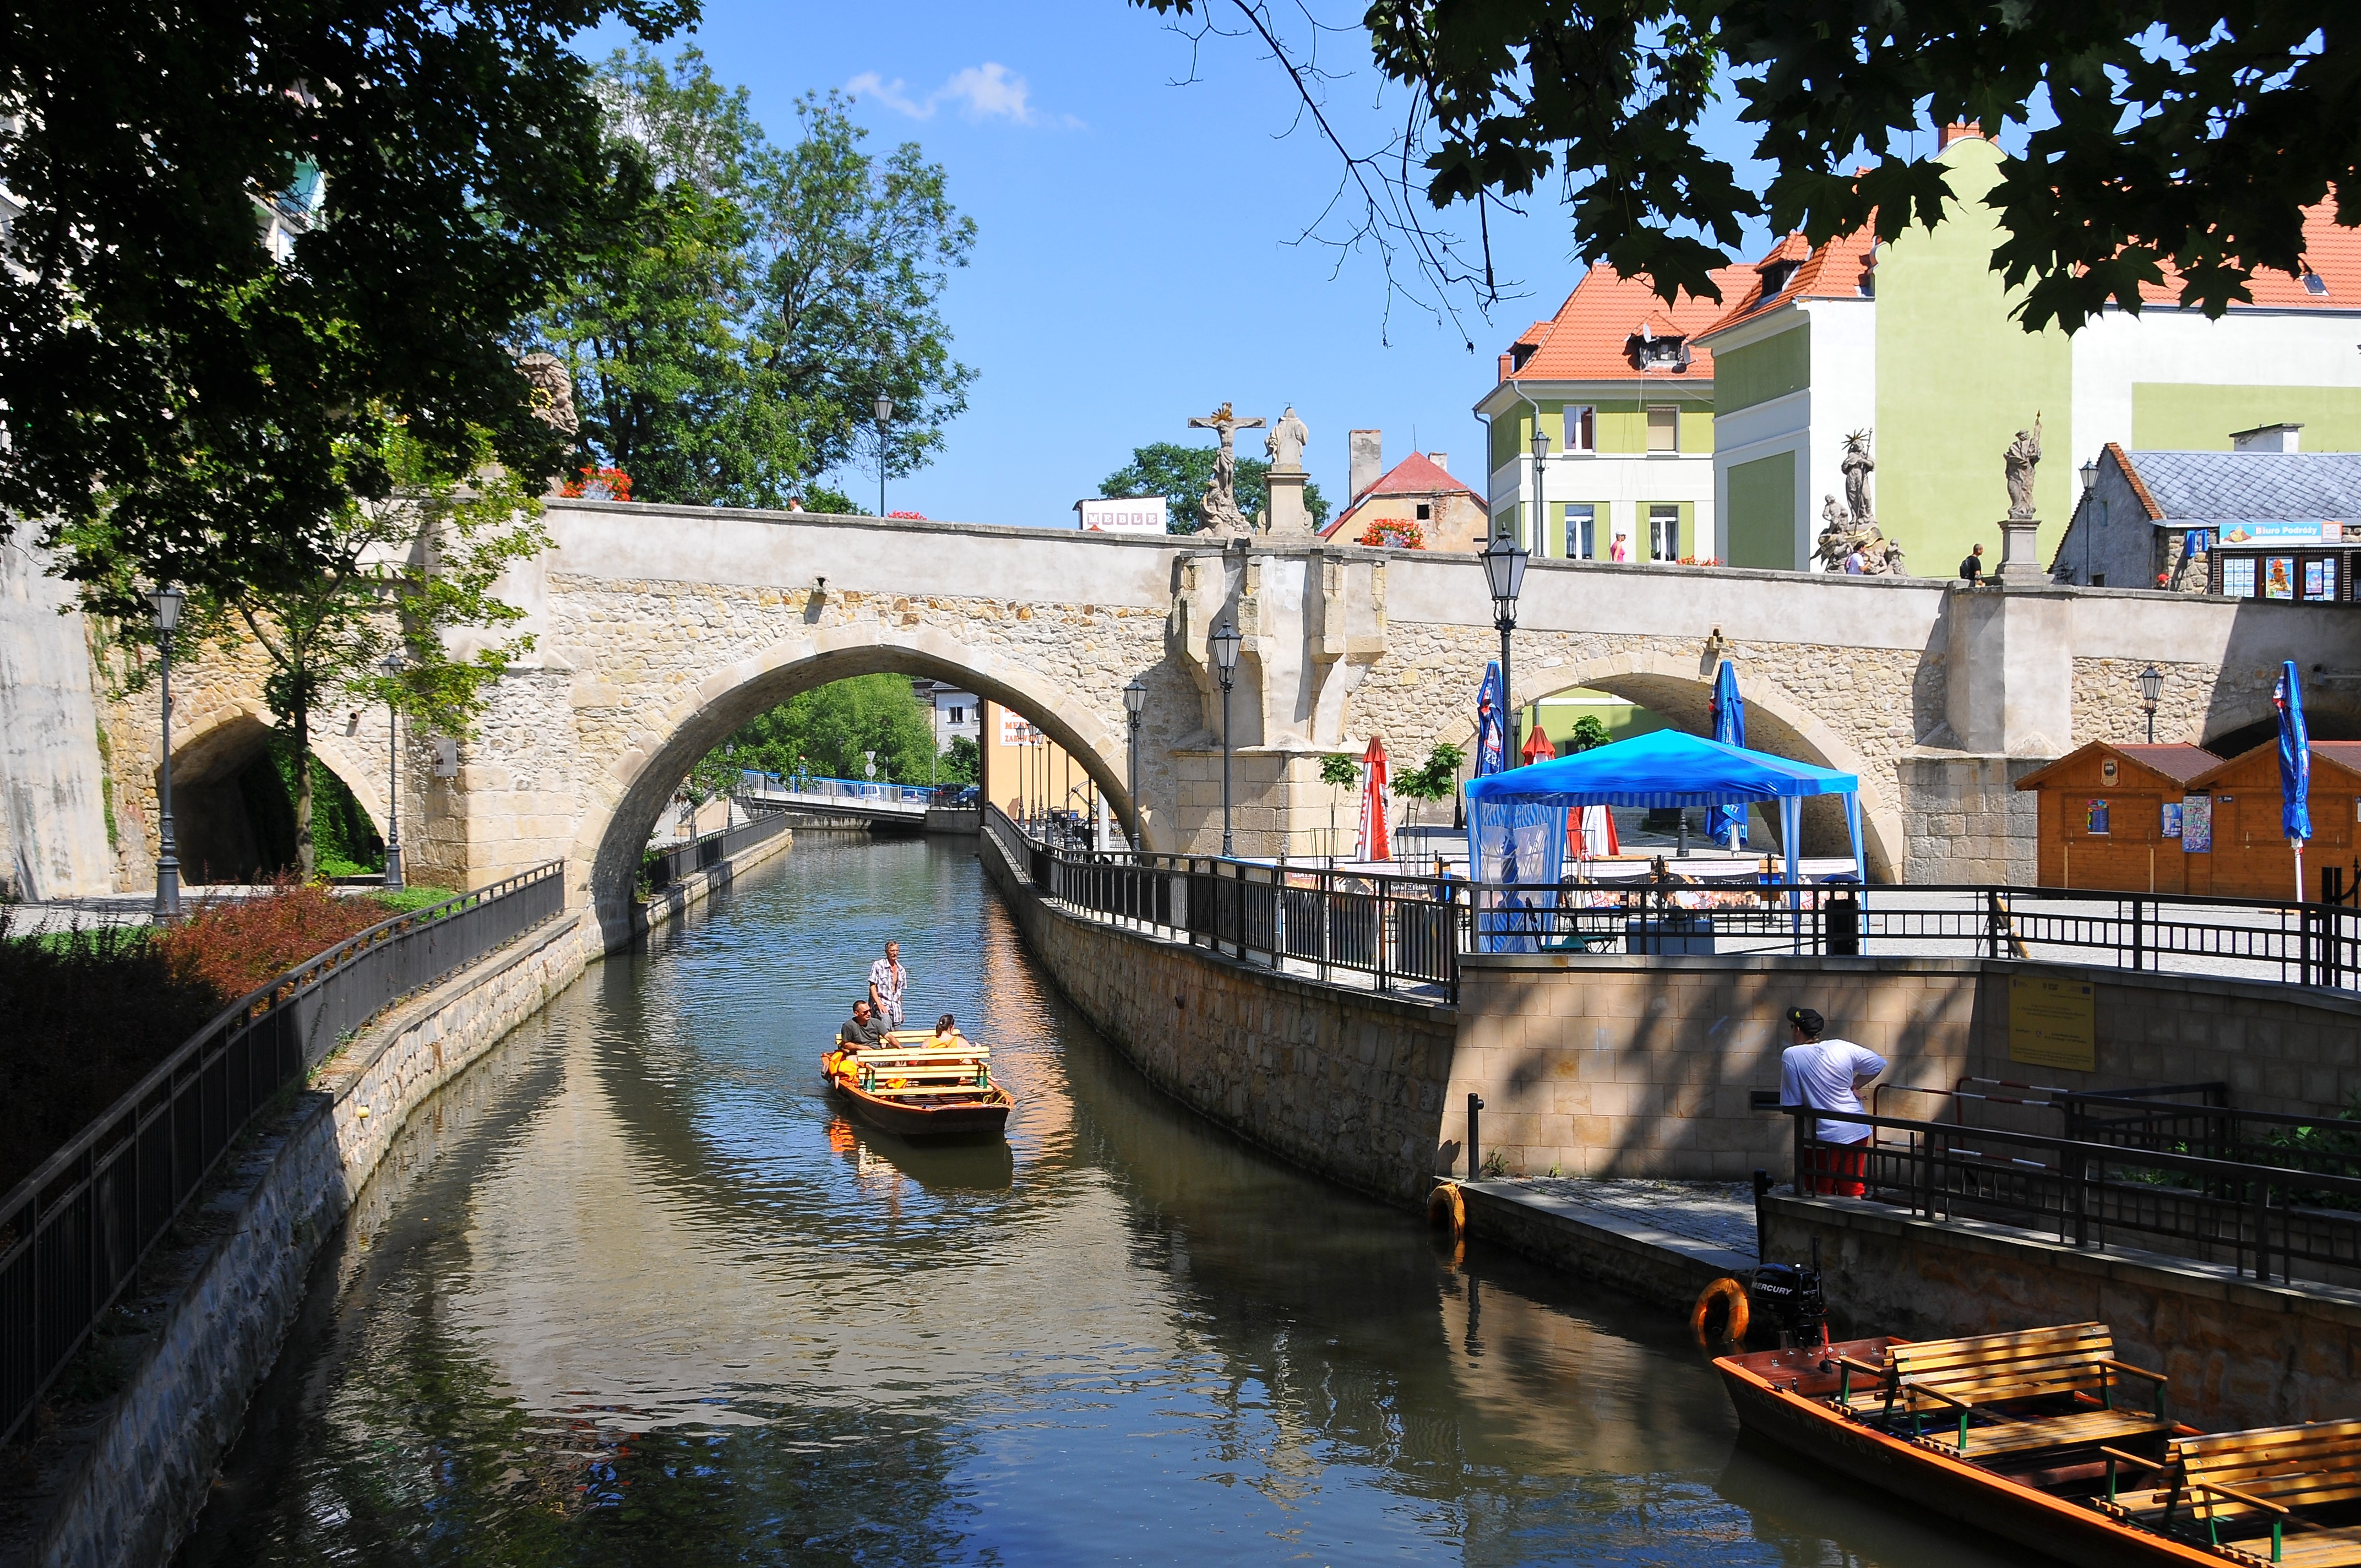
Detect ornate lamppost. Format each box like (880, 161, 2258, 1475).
(379, 650, 406, 891)
(1481, 533, 1529, 753)
(1122, 676, 1146, 849)
(149, 586, 185, 919)
(873, 393, 894, 516)
(1211, 619, 1241, 857)
(1531, 422, 1551, 559)
(2139, 663, 2165, 744)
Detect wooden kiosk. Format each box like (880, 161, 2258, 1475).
(2014, 743, 2218, 893)
(2183, 741, 2361, 900)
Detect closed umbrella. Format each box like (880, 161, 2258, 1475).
(1357, 734, 1392, 863)
(2277, 660, 2313, 900)
(1711, 659, 1747, 849)
(1474, 662, 1506, 777)
(1521, 725, 1554, 766)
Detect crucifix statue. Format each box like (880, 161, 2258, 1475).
(1189, 401, 1266, 537)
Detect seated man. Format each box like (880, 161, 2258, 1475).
(834, 999, 886, 1065)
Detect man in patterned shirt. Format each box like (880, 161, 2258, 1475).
(867, 940, 907, 1030)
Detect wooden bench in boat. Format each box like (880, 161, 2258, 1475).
(2101, 1420, 2361, 1566)
(829, 1041, 997, 1100)
(1833, 1322, 2170, 1460)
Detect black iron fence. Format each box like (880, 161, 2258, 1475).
(641, 803, 795, 889)
(0, 861, 568, 1445)
(1789, 1104, 2361, 1288)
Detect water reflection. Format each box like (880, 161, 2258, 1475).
(183, 837, 2022, 1566)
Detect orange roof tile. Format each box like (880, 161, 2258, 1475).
(1496, 263, 1759, 382)
(1700, 228, 1880, 339)
(2107, 442, 2164, 520)
(2133, 202, 2361, 309)
(1320, 453, 1475, 538)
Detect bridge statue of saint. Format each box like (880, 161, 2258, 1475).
(1189, 402, 1266, 538)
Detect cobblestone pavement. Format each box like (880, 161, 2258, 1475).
(1517, 1177, 1760, 1256)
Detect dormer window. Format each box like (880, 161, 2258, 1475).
(1759, 259, 1799, 297)
(1510, 342, 1540, 371)
(1633, 330, 1690, 371)
(2305, 271, 2329, 296)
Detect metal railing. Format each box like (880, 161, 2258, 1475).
(1789, 1104, 2361, 1289)
(0, 861, 567, 1445)
(736, 771, 937, 810)
(986, 806, 1460, 1001)
(641, 805, 796, 889)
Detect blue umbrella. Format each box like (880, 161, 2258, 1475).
(1710, 659, 1747, 848)
(2277, 660, 2313, 899)
(1474, 661, 1506, 777)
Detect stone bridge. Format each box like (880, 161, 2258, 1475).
(95, 502, 2361, 945)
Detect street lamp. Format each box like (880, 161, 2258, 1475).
(1480, 532, 1529, 755)
(379, 650, 406, 891)
(2139, 663, 2165, 744)
(1122, 676, 1147, 849)
(1210, 619, 1242, 857)
(148, 586, 185, 919)
(1531, 422, 1551, 560)
(873, 392, 894, 517)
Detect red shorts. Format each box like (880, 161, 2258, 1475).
(1805, 1143, 1868, 1197)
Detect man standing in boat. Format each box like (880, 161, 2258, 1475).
(1778, 1006, 1885, 1197)
(868, 941, 908, 1031)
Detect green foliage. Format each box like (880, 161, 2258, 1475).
(1100, 442, 1330, 535)
(233, 736, 382, 880)
(369, 885, 459, 915)
(1395, 743, 1467, 804)
(938, 735, 981, 786)
(1138, 0, 2351, 331)
(1319, 753, 1362, 788)
(1565, 716, 1612, 754)
(540, 47, 976, 508)
(1, 0, 690, 614)
(708, 675, 937, 785)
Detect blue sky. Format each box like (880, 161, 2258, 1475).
(584, 2, 1804, 527)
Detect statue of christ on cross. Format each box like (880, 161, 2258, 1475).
(1189, 402, 1266, 537)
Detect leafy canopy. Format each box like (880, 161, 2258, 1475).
(1139, 0, 2359, 331)
(1100, 442, 1331, 534)
(710, 675, 943, 786)
(540, 47, 977, 508)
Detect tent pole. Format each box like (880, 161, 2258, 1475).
(1783, 796, 1803, 954)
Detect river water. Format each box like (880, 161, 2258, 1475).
(182, 836, 2020, 1566)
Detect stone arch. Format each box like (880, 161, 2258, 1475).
(1508, 649, 1906, 883)
(571, 620, 1141, 943)
(163, 697, 390, 881)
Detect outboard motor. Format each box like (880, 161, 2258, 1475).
(1751, 1237, 1828, 1351)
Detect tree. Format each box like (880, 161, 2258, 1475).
(1393, 742, 1466, 830)
(1566, 716, 1611, 753)
(710, 676, 938, 785)
(1138, 0, 2360, 333)
(1, 0, 690, 619)
(1320, 752, 1361, 856)
(539, 48, 976, 508)
(1100, 442, 1331, 534)
(938, 736, 981, 787)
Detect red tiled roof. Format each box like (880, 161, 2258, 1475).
(2015, 741, 2221, 789)
(2108, 442, 2164, 520)
(1699, 228, 1880, 339)
(1320, 453, 1475, 538)
(1496, 263, 1758, 382)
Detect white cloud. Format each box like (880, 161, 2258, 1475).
(846, 62, 1079, 128)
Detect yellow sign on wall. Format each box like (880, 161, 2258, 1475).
(2010, 976, 2097, 1072)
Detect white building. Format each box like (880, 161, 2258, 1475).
(918, 679, 980, 752)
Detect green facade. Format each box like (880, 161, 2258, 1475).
(1715, 328, 1809, 413)
(2131, 385, 2361, 451)
(1726, 451, 1795, 568)
(1874, 137, 2074, 576)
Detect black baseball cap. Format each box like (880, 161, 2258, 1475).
(1785, 1006, 1825, 1037)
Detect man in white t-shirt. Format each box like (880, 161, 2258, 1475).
(1778, 1006, 1886, 1197)
(867, 941, 907, 1030)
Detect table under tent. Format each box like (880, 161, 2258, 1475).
(1462, 729, 1867, 954)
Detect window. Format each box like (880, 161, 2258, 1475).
(1551, 406, 1596, 452)
(1415, 502, 1432, 521)
(1645, 406, 1679, 453)
(1649, 504, 1680, 561)
(2223, 557, 2257, 597)
(2305, 272, 2330, 296)
(1759, 260, 1798, 297)
(1565, 505, 1596, 560)
(949, 706, 965, 725)
(1635, 333, 1689, 371)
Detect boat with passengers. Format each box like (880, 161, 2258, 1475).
(823, 1028, 1012, 1140)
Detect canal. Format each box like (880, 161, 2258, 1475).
(182, 836, 2018, 1566)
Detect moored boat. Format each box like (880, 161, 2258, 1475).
(823, 1030, 1011, 1140)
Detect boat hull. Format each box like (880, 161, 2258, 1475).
(1715, 1343, 2218, 1568)
(829, 1079, 1011, 1141)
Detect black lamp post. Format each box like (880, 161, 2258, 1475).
(873, 392, 894, 516)
(2139, 663, 2165, 744)
(1481, 532, 1529, 753)
(379, 650, 406, 891)
(1122, 676, 1146, 849)
(149, 586, 184, 919)
(1531, 422, 1552, 560)
(1211, 618, 1241, 857)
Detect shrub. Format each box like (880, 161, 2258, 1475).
(152, 878, 394, 1004)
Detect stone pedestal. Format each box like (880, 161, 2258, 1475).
(1263, 468, 1313, 537)
(1996, 516, 2045, 583)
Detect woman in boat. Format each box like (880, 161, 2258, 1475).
(929, 1013, 965, 1048)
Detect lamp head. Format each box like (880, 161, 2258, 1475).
(874, 393, 894, 426)
(1210, 619, 1242, 674)
(379, 649, 406, 676)
(2139, 663, 2165, 709)
(1532, 427, 1551, 459)
(147, 585, 184, 634)
(2080, 459, 2099, 493)
(1122, 676, 1147, 715)
(1480, 532, 1528, 606)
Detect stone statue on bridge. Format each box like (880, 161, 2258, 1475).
(1189, 402, 1267, 537)
(2005, 415, 2043, 519)
(518, 352, 579, 439)
(1265, 406, 1309, 473)
(1842, 429, 1876, 526)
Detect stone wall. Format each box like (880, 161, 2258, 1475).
(630, 820, 793, 947)
(1896, 753, 2042, 884)
(0, 543, 115, 899)
(1762, 1193, 2361, 1433)
(981, 826, 1457, 1204)
(13, 914, 595, 1568)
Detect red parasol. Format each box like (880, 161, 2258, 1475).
(1357, 734, 1391, 862)
(1520, 725, 1554, 765)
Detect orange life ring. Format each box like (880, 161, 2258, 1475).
(1689, 1276, 1751, 1346)
(1427, 1182, 1466, 1240)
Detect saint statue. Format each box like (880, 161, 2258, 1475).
(1815, 495, 1851, 573)
(1264, 405, 1309, 473)
(1188, 402, 1267, 537)
(2004, 415, 2043, 520)
(1841, 429, 1875, 525)
(517, 352, 579, 438)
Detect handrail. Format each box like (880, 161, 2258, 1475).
(642, 804, 794, 889)
(736, 770, 937, 808)
(0, 860, 567, 1444)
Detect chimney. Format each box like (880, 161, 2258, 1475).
(1350, 430, 1383, 502)
(1938, 121, 1983, 148)
(1498, 352, 1514, 380)
(2231, 422, 2304, 453)
(1429, 451, 1449, 475)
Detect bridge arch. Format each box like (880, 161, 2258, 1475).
(1508, 650, 1906, 882)
(572, 620, 1140, 940)
(164, 696, 389, 883)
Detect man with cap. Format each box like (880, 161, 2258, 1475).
(1778, 1006, 1886, 1197)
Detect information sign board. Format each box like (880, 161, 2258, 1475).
(2010, 976, 2097, 1072)
(1074, 497, 1169, 533)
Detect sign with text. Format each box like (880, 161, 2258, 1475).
(2010, 976, 2097, 1072)
(1075, 497, 1169, 533)
(2218, 520, 2338, 546)
(999, 709, 1041, 746)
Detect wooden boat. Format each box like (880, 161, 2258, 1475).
(1715, 1325, 2223, 1567)
(823, 1030, 1011, 1140)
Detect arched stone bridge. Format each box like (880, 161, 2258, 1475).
(116, 501, 2360, 946)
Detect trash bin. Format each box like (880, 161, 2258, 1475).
(1826, 892, 1860, 956)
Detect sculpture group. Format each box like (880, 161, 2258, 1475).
(1187, 402, 1313, 538)
(1813, 430, 1908, 575)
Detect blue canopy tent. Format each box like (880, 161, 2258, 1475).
(1462, 729, 1865, 952)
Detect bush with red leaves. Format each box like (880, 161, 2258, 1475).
(151, 878, 394, 1005)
